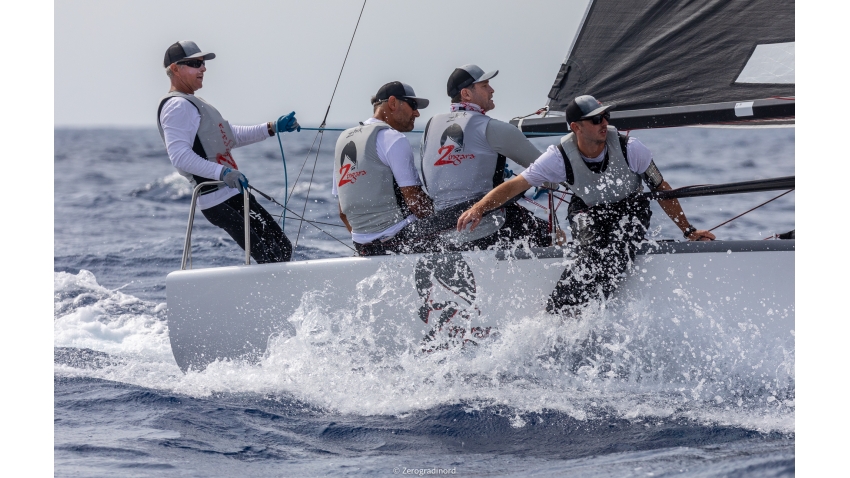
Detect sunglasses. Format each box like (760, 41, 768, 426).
(396, 97, 418, 110)
(582, 111, 610, 125)
(177, 59, 205, 68)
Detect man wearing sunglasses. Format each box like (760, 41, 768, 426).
(333, 81, 436, 256)
(419, 64, 549, 250)
(157, 41, 300, 264)
(457, 94, 714, 315)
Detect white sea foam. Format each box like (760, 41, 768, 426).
(54, 271, 170, 356)
(130, 171, 192, 200)
(54, 269, 794, 434)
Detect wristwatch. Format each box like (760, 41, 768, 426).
(683, 226, 697, 238)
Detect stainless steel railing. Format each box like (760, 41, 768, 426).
(181, 181, 250, 270)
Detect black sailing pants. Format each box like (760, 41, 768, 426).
(201, 193, 292, 263)
(546, 196, 651, 313)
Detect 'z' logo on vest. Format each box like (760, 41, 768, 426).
(337, 141, 366, 187)
(215, 122, 238, 168)
(215, 152, 238, 169)
(434, 123, 475, 166)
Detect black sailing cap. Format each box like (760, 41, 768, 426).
(566, 95, 614, 124)
(163, 40, 216, 68)
(447, 64, 499, 97)
(373, 81, 430, 109)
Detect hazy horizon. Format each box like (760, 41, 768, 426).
(55, 0, 587, 128)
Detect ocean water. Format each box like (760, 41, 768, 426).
(54, 125, 795, 476)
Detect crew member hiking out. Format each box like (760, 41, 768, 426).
(420, 64, 550, 250)
(157, 40, 300, 263)
(457, 95, 715, 315)
(333, 81, 435, 256)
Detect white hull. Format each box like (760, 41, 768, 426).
(167, 240, 794, 372)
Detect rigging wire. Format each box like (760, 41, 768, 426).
(287, 0, 367, 251)
(286, 131, 323, 205)
(294, 132, 325, 249)
(707, 189, 794, 233)
(271, 215, 347, 228)
(249, 186, 355, 252)
(319, 0, 367, 129)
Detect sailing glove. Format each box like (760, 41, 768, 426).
(275, 112, 301, 133)
(220, 167, 248, 193)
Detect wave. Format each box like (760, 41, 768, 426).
(130, 172, 193, 202)
(54, 269, 794, 434)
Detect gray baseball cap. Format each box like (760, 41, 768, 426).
(163, 41, 216, 67)
(447, 64, 499, 97)
(566, 95, 614, 124)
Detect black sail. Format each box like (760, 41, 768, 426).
(549, 0, 794, 111)
(517, 0, 795, 132)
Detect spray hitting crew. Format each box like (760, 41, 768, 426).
(156, 41, 300, 263)
(457, 95, 715, 314)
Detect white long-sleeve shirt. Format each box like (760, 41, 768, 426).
(159, 96, 269, 209)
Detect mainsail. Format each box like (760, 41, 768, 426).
(515, 0, 795, 133)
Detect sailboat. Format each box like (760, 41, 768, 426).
(166, 0, 794, 373)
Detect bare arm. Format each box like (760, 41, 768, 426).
(400, 186, 434, 219)
(338, 203, 352, 233)
(654, 181, 715, 241)
(457, 175, 531, 232)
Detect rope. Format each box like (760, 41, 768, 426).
(708, 189, 794, 232)
(522, 196, 548, 211)
(301, 126, 424, 134)
(249, 186, 355, 252)
(271, 215, 347, 228)
(274, 125, 289, 231)
(294, 132, 325, 248)
(512, 106, 549, 121)
(553, 189, 571, 211)
(286, 132, 323, 205)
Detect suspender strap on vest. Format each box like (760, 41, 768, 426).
(492, 154, 507, 187)
(557, 143, 575, 185)
(557, 127, 640, 207)
(392, 178, 413, 218)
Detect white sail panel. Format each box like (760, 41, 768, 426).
(736, 42, 795, 84)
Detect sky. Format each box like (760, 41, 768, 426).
(55, 0, 588, 127)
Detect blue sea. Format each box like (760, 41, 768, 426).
(54, 125, 795, 476)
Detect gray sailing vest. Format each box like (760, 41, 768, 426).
(157, 91, 239, 193)
(559, 126, 642, 207)
(334, 122, 410, 235)
(420, 111, 500, 211)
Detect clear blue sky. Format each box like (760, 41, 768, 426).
(55, 0, 588, 127)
